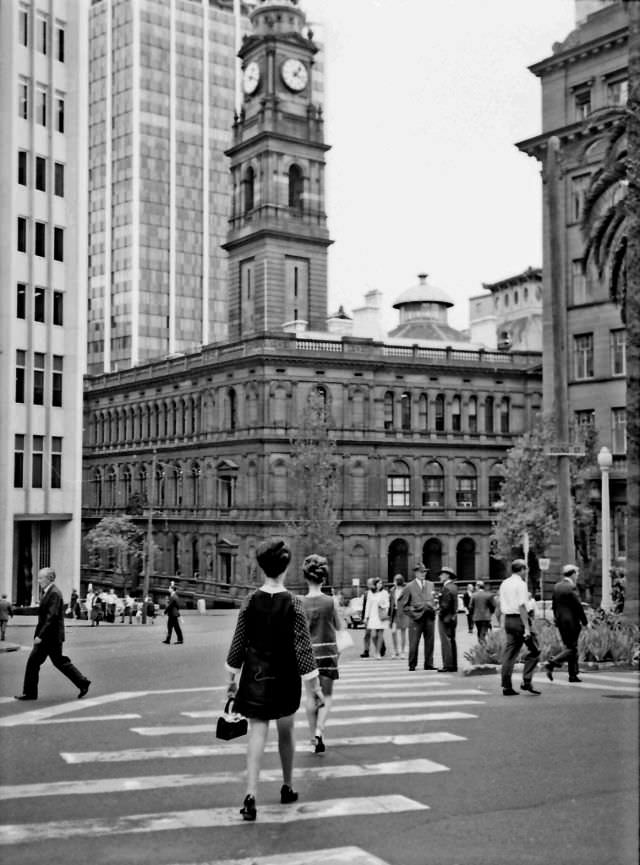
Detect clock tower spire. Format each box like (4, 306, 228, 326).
(223, 0, 332, 339)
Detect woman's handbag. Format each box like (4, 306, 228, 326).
(336, 628, 354, 653)
(216, 698, 248, 741)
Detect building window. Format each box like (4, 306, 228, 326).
(571, 259, 586, 304)
(93, 468, 103, 508)
(36, 14, 47, 54)
(451, 396, 461, 432)
(400, 392, 411, 431)
(288, 163, 303, 210)
(383, 391, 394, 430)
(456, 462, 477, 508)
(18, 80, 29, 118)
(434, 394, 445, 432)
(54, 227, 64, 261)
(573, 333, 594, 379)
(574, 409, 595, 433)
(52, 356, 63, 407)
(17, 283, 26, 319)
(614, 506, 627, 559)
(387, 475, 410, 508)
(468, 396, 478, 433)
(218, 475, 236, 508)
(54, 162, 64, 197)
(418, 394, 428, 431)
(19, 8, 29, 46)
(14, 435, 25, 488)
(53, 291, 63, 325)
(574, 88, 591, 121)
(18, 150, 28, 185)
(33, 352, 45, 405)
(16, 350, 26, 403)
(17, 217, 27, 252)
(243, 166, 255, 213)
(422, 461, 444, 508)
(485, 395, 494, 433)
(228, 388, 237, 431)
(35, 221, 46, 257)
(607, 78, 628, 106)
(500, 397, 510, 434)
(56, 96, 64, 133)
(610, 329, 626, 376)
(489, 472, 504, 507)
(36, 87, 47, 126)
(56, 26, 65, 62)
(611, 408, 626, 455)
(32, 436, 44, 488)
(571, 174, 590, 222)
(35, 155, 46, 191)
(34, 286, 46, 322)
(51, 437, 62, 488)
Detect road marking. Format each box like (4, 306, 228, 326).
(578, 672, 640, 683)
(0, 795, 428, 844)
(61, 731, 465, 763)
(29, 714, 141, 724)
(165, 846, 392, 865)
(338, 672, 448, 682)
(548, 680, 639, 693)
(0, 758, 448, 801)
(131, 711, 478, 736)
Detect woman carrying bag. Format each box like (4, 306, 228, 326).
(224, 537, 324, 822)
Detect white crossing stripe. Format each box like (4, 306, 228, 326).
(29, 714, 141, 724)
(61, 731, 465, 763)
(165, 845, 392, 865)
(0, 758, 449, 801)
(131, 711, 478, 736)
(575, 672, 640, 684)
(548, 680, 639, 693)
(0, 795, 428, 844)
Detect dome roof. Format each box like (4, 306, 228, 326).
(392, 273, 454, 309)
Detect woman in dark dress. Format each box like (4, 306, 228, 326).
(225, 537, 324, 822)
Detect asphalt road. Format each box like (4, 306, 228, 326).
(0, 611, 638, 865)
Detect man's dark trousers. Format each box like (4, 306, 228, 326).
(438, 617, 458, 670)
(549, 629, 580, 678)
(22, 640, 87, 698)
(476, 620, 491, 643)
(501, 614, 539, 689)
(408, 613, 435, 669)
(167, 617, 183, 643)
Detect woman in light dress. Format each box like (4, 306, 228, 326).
(363, 577, 390, 659)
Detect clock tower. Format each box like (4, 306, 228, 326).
(223, 0, 332, 340)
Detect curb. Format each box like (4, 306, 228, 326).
(463, 664, 498, 677)
(0, 643, 21, 654)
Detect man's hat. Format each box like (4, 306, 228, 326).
(413, 563, 427, 572)
(562, 564, 578, 576)
(439, 567, 457, 579)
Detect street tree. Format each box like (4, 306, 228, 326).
(286, 389, 340, 577)
(84, 515, 146, 593)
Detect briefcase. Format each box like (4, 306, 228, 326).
(216, 698, 248, 741)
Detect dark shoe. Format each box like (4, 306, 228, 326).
(408, 666, 416, 671)
(502, 688, 519, 696)
(162, 640, 171, 644)
(437, 667, 457, 673)
(380, 644, 386, 657)
(176, 641, 183, 644)
(240, 794, 256, 821)
(360, 652, 369, 658)
(14, 694, 37, 701)
(424, 665, 436, 670)
(280, 784, 298, 804)
(520, 683, 541, 695)
(569, 676, 582, 683)
(314, 735, 325, 754)
(544, 662, 554, 681)
(78, 681, 91, 699)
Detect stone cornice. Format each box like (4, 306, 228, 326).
(515, 108, 626, 160)
(528, 27, 627, 78)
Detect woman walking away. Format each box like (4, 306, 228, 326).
(301, 554, 343, 754)
(363, 578, 390, 659)
(225, 537, 324, 822)
(389, 574, 409, 657)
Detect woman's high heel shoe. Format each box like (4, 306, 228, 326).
(280, 784, 298, 804)
(240, 793, 257, 821)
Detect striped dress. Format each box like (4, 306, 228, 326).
(301, 593, 340, 680)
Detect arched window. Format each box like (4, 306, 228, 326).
(351, 389, 365, 429)
(350, 543, 368, 585)
(451, 395, 461, 432)
(152, 404, 160, 439)
(456, 461, 477, 509)
(489, 462, 505, 507)
(228, 388, 237, 431)
(500, 396, 510, 433)
(246, 389, 258, 426)
(122, 466, 132, 503)
(272, 458, 288, 505)
(106, 466, 117, 508)
(175, 466, 183, 507)
(350, 460, 366, 505)
(468, 396, 478, 433)
(156, 466, 165, 508)
(418, 394, 428, 431)
(243, 166, 255, 213)
(311, 385, 328, 420)
(387, 459, 410, 508)
(456, 537, 476, 581)
(400, 392, 411, 431)
(384, 391, 394, 430)
(92, 468, 103, 508)
(288, 163, 303, 210)
(387, 538, 409, 582)
(190, 460, 200, 507)
(272, 386, 288, 426)
(422, 461, 444, 508)
(435, 394, 445, 432)
(137, 466, 147, 497)
(485, 396, 495, 433)
(423, 537, 442, 575)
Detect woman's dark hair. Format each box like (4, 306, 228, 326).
(256, 537, 291, 579)
(393, 574, 405, 586)
(302, 554, 329, 584)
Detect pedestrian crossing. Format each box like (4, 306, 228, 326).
(1, 655, 637, 862)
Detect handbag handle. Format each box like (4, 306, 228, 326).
(224, 697, 236, 714)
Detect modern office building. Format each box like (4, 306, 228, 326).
(517, 0, 628, 580)
(0, 0, 88, 603)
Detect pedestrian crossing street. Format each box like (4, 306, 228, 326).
(1, 659, 638, 863)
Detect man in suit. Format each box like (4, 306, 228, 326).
(0, 594, 14, 641)
(15, 568, 91, 701)
(469, 580, 496, 643)
(545, 564, 588, 683)
(437, 567, 458, 672)
(163, 588, 184, 644)
(399, 563, 436, 671)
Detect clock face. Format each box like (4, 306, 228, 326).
(281, 57, 308, 92)
(243, 61, 261, 95)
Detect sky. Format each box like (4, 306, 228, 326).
(299, 0, 577, 332)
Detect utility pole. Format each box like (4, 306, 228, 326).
(142, 449, 157, 624)
(546, 136, 575, 567)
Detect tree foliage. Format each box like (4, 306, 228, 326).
(286, 390, 341, 564)
(84, 515, 145, 573)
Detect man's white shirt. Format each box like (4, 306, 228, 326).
(499, 574, 529, 615)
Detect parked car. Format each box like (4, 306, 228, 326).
(345, 595, 365, 629)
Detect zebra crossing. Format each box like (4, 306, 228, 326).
(1, 657, 637, 862)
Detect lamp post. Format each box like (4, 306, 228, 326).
(142, 450, 158, 624)
(597, 446, 613, 612)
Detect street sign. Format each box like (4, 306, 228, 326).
(539, 558, 550, 571)
(352, 578, 360, 587)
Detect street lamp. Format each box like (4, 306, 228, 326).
(597, 446, 613, 612)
